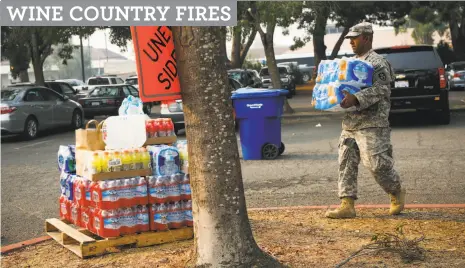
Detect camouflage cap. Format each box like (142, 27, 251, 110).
(345, 22, 373, 38)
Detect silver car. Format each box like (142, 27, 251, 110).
(446, 61, 465, 90)
(1, 86, 84, 139)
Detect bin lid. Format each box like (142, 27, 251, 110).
(231, 88, 289, 99)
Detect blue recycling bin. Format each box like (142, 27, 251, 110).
(231, 88, 289, 160)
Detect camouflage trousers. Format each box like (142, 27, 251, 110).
(338, 127, 402, 199)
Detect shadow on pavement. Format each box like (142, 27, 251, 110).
(389, 110, 462, 128)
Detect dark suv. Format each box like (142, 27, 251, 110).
(374, 45, 450, 124)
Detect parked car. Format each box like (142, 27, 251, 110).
(86, 76, 125, 91)
(278, 62, 315, 83)
(1, 85, 84, 139)
(445, 61, 465, 90)
(160, 78, 243, 135)
(125, 75, 139, 89)
(374, 45, 450, 124)
(77, 84, 151, 119)
(56, 79, 87, 91)
(124, 75, 162, 105)
(227, 69, 263, 88)
(259, 66, 296, 97)
(9, 80, 80, 102)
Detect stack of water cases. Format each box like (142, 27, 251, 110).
(146, 141, 193, 231)
(312, 57, 374, 112)
(57, 118, 193, 238)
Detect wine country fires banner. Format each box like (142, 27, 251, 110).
(131, 26, 182, 102)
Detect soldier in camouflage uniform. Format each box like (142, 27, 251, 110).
(325, 22, 406, 219)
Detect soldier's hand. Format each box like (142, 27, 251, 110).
(340, 91, 359, 109)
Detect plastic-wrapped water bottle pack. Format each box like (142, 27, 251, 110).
(312, 57, 374, 112)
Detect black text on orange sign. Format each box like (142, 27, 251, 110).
(142, 26, 178, 90)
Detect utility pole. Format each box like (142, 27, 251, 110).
(79, 34, 85, 82)
(104, 30, 109, 62)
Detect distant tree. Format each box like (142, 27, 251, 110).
(248, 1, 303, 114)
(229, 2, 258, 69)
(2, 27, 31, 82)
(242, 58, 263, 72)
(1, 27, 96, 85)
(43, 44, 93, 80)
(292, 2, 413, 78)
(409, 2, 465, 60)
(395, 17, 448, 45)
(102, 26, 132, 51)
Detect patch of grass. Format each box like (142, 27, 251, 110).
(335, 224, 426, 267)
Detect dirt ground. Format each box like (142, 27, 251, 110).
(2, 208, 465, 268)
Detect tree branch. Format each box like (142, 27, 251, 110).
(247, 4, 266, 38)
(330, 21, 352, 59)
(239, 28, 257, 64)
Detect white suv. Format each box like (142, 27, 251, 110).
(86, 76, 125, 91)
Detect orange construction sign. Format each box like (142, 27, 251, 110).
(130, 26, 181, 102)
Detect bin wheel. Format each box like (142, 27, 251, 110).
(262, 143, 279, 160)
(278, 142, 285, 156)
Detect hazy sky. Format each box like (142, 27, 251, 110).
(70, 23, 393, 60)
(70, 25, 313, 60)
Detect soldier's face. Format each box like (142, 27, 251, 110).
(349, 35, 367, 55)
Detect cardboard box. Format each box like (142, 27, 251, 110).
(76, 149, 151, 181)
(143, 135, 177, 146)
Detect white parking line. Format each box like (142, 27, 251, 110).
(14, 140, 52, 150)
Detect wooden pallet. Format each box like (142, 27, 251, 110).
(45, 218, 194, 258)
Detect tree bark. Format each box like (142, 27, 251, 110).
(231, 27, 258, 69)
(312, 6, 330, 79)
(172, 26, 285, 268)
(19, 70, 30, 82)
(262, 34, 281, 89)
(239, 28, 257, 67)
(260, 30, 294, 114)
(231, 27, 242, 68)
(30, 30, 45, 86)
(313, 35, 327, 79)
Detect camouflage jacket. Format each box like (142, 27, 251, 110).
(342, 50, 395, 131)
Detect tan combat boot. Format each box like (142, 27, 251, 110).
(325, 197, 356, 219)
(389, 188, 406, 215)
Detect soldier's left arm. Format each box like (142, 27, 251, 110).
(353, 59, 391, 110)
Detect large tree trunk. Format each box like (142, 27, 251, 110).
(30, 30, 45, 86)
(19, 70, 30, 82)
(172, 26, 284, 268)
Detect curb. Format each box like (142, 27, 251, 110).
(1, 236, 51, 254)
(2, 203, 464, 254)
(281, 107, 465, 121)
(249, 203, 465, 211)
